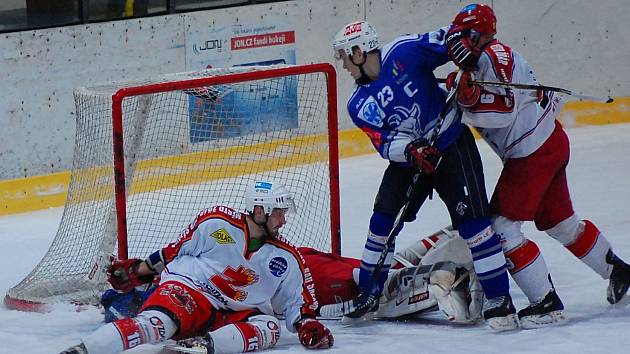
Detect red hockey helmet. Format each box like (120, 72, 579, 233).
(452, 3, 496, 35)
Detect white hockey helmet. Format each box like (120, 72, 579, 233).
(333, 20, 379, 59)
(245, 180, 297, 215)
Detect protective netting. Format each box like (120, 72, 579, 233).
(6, 65, 338, 309)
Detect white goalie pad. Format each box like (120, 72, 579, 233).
(319, 227, 482, 322)
(381, 227, 481, 323)
(376, 264, 437, 319)
(428, 262, 482, 323)
(394, 226, 473, 270)
(467, 271, 484, 322)
(377, 261, 481, 323)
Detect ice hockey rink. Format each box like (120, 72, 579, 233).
(1, 123, 629, 354)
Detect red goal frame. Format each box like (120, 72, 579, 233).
(111, 63, 341, 259)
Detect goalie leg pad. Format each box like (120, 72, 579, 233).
(467, 271, 484, 322)
(428, 262, 473, 323)
(419, 230, 473, 268)
(375, 265, 436, 319)
(393, 226, 456, 268)
(318, 265, 436, 320)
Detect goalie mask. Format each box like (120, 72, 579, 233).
(245, 180, 297, 216)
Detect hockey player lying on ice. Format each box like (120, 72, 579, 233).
(61, 180, 334, 354)
(89, 227, 483, 354)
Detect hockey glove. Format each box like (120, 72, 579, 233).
(107, 259, 156, 293)
(445, 27, 481, 70)
(446, 70, 480, 107)
(405, 139, 441, 174)
(101, 285, 157, 322)
(298, 319, 334, 349)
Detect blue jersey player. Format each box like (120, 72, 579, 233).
(332, 21, 517, 331)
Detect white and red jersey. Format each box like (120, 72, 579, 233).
(151, 205, 318, 332)
(462, 39, 564, 160)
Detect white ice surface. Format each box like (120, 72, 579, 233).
(1, 123, 629, 354)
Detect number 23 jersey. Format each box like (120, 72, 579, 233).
(346, 28, 463, 163)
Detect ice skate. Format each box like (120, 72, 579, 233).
(164, 335, 214, 354)
(59, 343, 87, 354)
(483, 294, 519, 331)
(606, 250, 630, 305)
(340, 292, 380, 325)
(518, 289, 565, 329)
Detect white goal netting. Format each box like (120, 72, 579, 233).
(5, 64, 339, 310)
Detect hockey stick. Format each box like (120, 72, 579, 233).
(436, 78, 614, 103)
(341, 71, 464, 322)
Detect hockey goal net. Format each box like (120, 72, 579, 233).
(5, 63, 340, 311)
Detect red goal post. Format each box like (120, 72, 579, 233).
(5, 63, 341, 311)
(112, 63, 341, 259)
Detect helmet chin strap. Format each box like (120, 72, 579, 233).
(350, 53, 374, 85)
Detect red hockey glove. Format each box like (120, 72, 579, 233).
(107, 259, 155, 293)
(298, 319, 334, 349)
(405, 139, 441, 174)
(445, 27, 481, 70)
(446, 70, 480, 107)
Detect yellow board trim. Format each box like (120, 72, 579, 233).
(129, 134, 330, 195)
(1, 98, 629, 216)
(0, 172, 70, 215)
(558, 97, 630, 126)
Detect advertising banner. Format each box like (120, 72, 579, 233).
(186, 20, 297, 143)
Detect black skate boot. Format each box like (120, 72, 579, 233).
(59, 343, 87, 354)
(606, 250, 630, 305)
(517, 289, 565, 329)
(483, 294, 519, 331)
(340, 292, 380, 325)
(166, 334, 215, 354)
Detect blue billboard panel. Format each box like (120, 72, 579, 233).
(187, 60, 298, 143)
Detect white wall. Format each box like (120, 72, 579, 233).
(1, 0, 628, 180)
